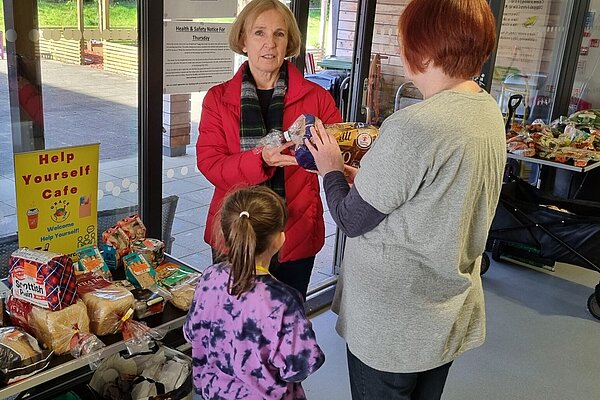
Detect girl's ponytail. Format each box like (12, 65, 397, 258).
(220, 186, 287, 297)
(226, 213, 257, 296)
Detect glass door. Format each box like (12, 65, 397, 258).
(570, 0, 600, 113)
(1, 0, 139, 265)
(489, 0, 576, 124)
(160, 0, 355, 293)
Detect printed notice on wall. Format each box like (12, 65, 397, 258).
(164, 21, 234, 94)
(164, 0, 236, 19)
(495, 0, 551, 81)
(14, 144, 100, 254)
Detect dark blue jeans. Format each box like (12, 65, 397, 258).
(346, 346, 453, 400)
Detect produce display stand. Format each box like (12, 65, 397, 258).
(507, 153, 600, 173)
(0, 254, 195, 400)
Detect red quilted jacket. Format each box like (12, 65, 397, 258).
(196, 61, 342, 262)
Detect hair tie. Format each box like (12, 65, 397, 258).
(239, 211, 250, 218)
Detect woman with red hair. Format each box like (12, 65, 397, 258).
(307, 0, 507, 398)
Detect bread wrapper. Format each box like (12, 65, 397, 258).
(74, 244, 111, 280)
(123, 252, 157, 289)
(131, 238, 165, 268)
(167, 274, 200, 311)
(0, 326, 53, 384)
(77, 272, 134, 336)
(155, 263, 201, 311)
(258, 114, 379, 170)
(7, 296, 90, 355)
(327, 122, 379, 168)
(8, 248, 77, 310)
(117, 214, 147, 241)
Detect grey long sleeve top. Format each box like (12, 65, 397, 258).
(322, 171, 386, 238)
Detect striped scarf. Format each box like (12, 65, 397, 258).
(240, 61, 288, 197)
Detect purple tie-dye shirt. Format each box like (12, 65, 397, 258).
(183, 263, 325, 399)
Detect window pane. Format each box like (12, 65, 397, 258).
(0, 0, 139, 261)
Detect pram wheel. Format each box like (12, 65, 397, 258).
(491, 240, 504, 262)
(481, 253, 490, 275)
(587, 293, 600, 321)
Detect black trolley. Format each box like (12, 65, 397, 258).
(486, 173, 600, 320)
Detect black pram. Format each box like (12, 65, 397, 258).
(487, 177, 600, 320)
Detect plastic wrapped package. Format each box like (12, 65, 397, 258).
(259, 114, 379, 170)
(165, 273, 200, 311)
(121, 309, 166, 356)
(0, 326, 53, 384)
(89, 344, 191, 400)
(123, 252, 157, 289)
(70, 329, 106, 369)
(8, 248, 77, 310)
(154, 263, 200, 311)
(131, 285, 172, 319)
(153, 262, 181, 281)
(7, 297, 90, 355)
(77, 272, 134, 336)
(131, 238, 165, 268)
(74, 245, 111, 280)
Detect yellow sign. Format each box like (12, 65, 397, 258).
(14, 144, 99, 254)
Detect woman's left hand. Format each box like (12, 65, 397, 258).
(304, 120, 345, 176)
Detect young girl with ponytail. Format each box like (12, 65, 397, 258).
(184, 186, 324, 400)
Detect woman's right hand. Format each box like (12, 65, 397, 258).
(261, 142, 298, 167)
(343, 165, 358, 186)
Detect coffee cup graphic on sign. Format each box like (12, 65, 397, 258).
(27, 208, 39, 229)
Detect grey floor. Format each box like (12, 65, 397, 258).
(303, 255, 600, 400)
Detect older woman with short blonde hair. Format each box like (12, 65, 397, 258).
(196, 0, 342, 300)
(228, 0, 301, 58)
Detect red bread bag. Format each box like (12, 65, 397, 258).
(8, 248, 77, 311)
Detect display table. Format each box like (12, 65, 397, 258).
(507, 153, 600, 173)
(0, 254, 195, 400)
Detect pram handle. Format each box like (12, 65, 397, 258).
(505, 94, 523, 131)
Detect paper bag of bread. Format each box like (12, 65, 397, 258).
(7, 296, 90, 355)
(0, 326, 53, 384)
(118, 214, 147, 241)
(77, 272, 135, 336)
(123, 252, 157, 289)
(8, 248, 77, 310)
(258, 114, 379, 170)
(102, 226, 130, 268)
(131, 238, 165, 268)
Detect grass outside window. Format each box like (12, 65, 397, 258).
(0, 1, 323, 51)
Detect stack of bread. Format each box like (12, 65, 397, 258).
(5, 249, 88, 356)
(0, 213, 201, 386)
